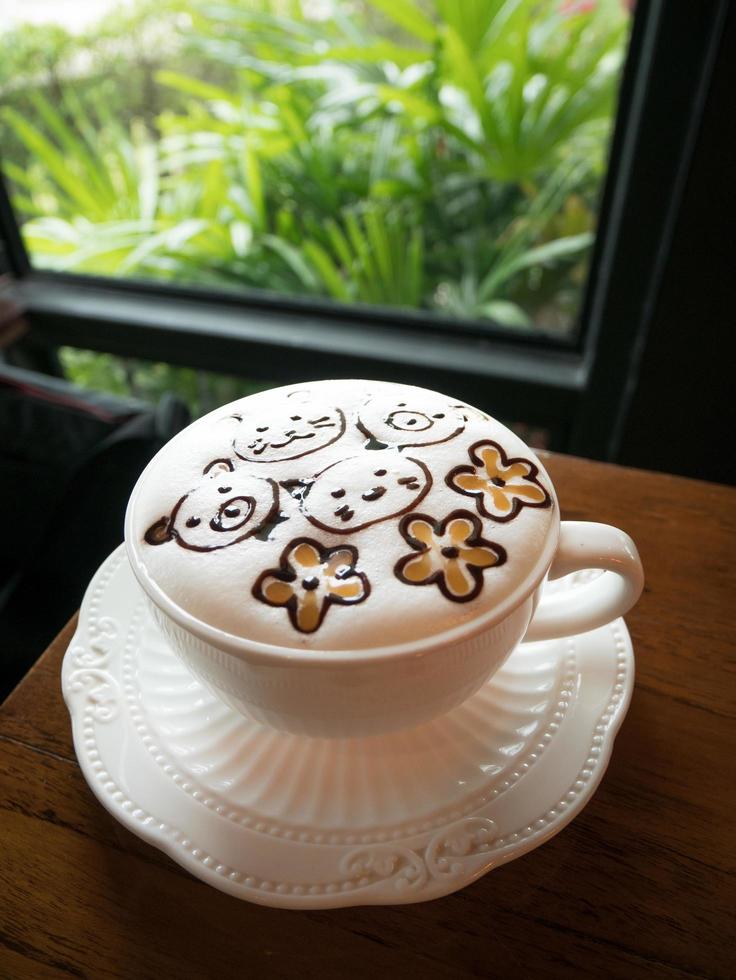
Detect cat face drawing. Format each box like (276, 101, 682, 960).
(231, 390, 345, 463)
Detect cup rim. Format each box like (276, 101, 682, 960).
(124, 498, 560, 668)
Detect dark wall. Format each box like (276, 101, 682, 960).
(617, 4, 734, 485)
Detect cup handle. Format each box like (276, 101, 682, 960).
(523, 521, 644, 642)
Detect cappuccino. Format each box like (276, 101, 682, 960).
(129, 381, 556, 649)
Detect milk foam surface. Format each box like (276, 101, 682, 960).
(128, 381, 557, 649)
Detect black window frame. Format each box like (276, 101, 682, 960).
(0, 0, 728, 455)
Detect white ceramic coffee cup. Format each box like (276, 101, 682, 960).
(126, 487, 643, 738)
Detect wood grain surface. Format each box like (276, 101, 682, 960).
(1, 453, 734, 980)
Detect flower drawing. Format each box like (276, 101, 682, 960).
(395, 510, 506, 602)
(252, 537, 369, 633)
(447, 440, 551, 522)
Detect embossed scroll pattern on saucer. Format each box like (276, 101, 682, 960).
(63, 547, 633, 909)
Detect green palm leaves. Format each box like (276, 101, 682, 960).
(1, 0, 630, 330)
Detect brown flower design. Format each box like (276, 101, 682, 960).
(395, 510, 506, 602)
(446, 440, 551, 522)
(252, 537, 369, 634)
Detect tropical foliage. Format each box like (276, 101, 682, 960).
(57, 347, 271, 418)
(1, 0, 631, 409)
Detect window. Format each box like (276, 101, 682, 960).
(0, 1, 728, 455)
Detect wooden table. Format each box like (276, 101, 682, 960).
(1, 454, 734, 980)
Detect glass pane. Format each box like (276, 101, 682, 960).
(58, 347, 273, 418)
(59, 347, 551, 445)
(2, 0, 633, 338)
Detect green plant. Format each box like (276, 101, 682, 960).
(1, 0, 631, 336)
(59, 347, 273, 418)
(2, 92, 168, 273)
(299, 204, 423, 306)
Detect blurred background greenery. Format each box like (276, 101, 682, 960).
(1, 0, 632, 414)
(56, 347, 273, 417)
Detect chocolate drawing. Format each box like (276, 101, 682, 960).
(357, 391, 466, 448)
(253, 537, 370, 633)
(232, 391, 346, 463)
(296, 450, 432, 534)
(144, 459, 279, 551)
(447, 440, 551, 522)
(395, 510, 506, 602)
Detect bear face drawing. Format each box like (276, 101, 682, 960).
(144, 459, 279, 551)
(357, 390, 466, 448)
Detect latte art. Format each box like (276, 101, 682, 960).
(144, 460, 279, 552)
(232, 390, 345, 462)
(130, 380, 555, 648)
(298, 450, 431, 534)
(357, 390, 466, 447)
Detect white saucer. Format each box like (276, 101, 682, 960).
(62, 546, 634, 909)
